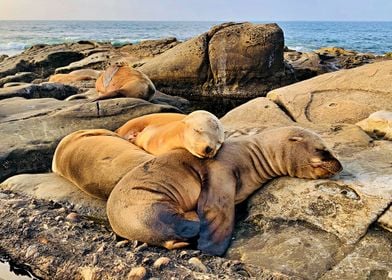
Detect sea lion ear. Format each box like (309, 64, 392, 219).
(289, 136, 304, 142)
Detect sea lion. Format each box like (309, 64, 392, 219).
(116, 110, 225, 158)
(52, 129, 153, 199)
(49, 69, 101, 84)
(356, 110, 392, 140)
(94, 64, 155, 101)
(107, 126, 342, 255)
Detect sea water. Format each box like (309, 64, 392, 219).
(0, 20, 391, 56)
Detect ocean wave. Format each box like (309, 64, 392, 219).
(0, 42, 28, 52)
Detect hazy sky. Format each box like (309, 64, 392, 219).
(1, 0, 391, 21)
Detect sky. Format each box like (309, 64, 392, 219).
(0, 0, 391, 21)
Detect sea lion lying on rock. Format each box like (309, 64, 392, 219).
(107, 126, 342, 255)
(356, 110, 392, 140)
(116, 111, 225, 158)
(94, 64, 156, 101)
(49, 69, 101, 84)
(52, 129, 153, 199)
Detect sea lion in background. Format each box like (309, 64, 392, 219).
(116, 110, 225, 158)
(107, 126, 342, 255)
(52, 129, 153, 199)
(356, 110, 392, 140)
(49, 69, 101, 84)
(94, 64, 156, 101)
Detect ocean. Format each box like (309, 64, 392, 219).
(0, 21, 391, 57)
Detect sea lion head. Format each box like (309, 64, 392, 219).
(263, 126, 342, 179)
(182, 111, 225, 158)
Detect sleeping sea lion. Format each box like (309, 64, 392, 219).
(116, 110, 225, 158)
(52, 129, 153, 199)
(107, 126, 342, 255)
(94, 64, 155, 101)
(49, 69, 101, 84)
(356, 110, 392, 140)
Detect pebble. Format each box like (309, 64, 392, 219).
(65, 212, 80, 222)
(0, 193, 9, 199)
(188, 257, 208, 273)
(179, 250, 189, 259)
(153, 257, 171, 269)
(115, 240, 129, 248)
(134, 242, 148, 252)
(96, 244, 105, 253)
(141, 257, 152, 265)
(25, 245, 38, 258)
(127, 266, 147, 280)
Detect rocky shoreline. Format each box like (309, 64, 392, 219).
(1, 22, 392, 279)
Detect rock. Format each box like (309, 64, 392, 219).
(0, 173, 106, 219)
(139, 22, 295, 105)
(0, 42, 94, 78)
(188, 257, 208, 273)
(3, 82, 31, 88)
(378, 207, 392, 232)
(150, 91, 190, 113)
(153, 257, 171, 269)
(356, 110, 392, 140)
(267, 61, 392, 125)
(220, 97, 294, 131)
(54, 52, 111, 74)
(0, 98, 180, 181)
(0, 97, 74, 122)
(320, 229, 392, 279)
(115, 240, 129, 248)
(127, 267, 147, 280)
(0, 54, 8, 63)
(65, 212, 80, 222)
(0, 72, 39, 87)
(228, 222, 348, 279)
(119, 37, 180, 65)
(0, 83, 79, 100)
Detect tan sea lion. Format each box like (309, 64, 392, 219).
(49, 69, 101, 84)
(116, 110, 225, 158)
(107, 126, 342, 255)
(52, 129, 154, 199)
(94, 64, 155, 101)
(356, 110, 392, 140)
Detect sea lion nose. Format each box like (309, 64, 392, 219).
(204, 146, 213, 155)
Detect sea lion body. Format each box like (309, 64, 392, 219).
(49, 69, 101, 84)
(52, 129, 153, 199)
(116, 110, 225, 158)
(94, 65, 155, 101)
(107, 126, 342, 255)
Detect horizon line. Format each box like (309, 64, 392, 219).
(0, 19, 391, 22)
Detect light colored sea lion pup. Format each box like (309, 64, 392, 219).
(49, 69, 101, 84)
(52, 129, 153, 199)
(116, 110, 225, 158)
(94, 64, 155, 101)
(356, 110, 392, 140)
(107, 126, 342, 255)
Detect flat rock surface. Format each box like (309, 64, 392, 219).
(267, 60, 392, 124)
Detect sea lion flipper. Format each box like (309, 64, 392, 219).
(103, 65, 120, 89)
(197, 169, 236, 256)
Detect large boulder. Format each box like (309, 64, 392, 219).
(0, 42, 97, 78)
(0, 97, 181, 181)
(139, 22, 295, 103)
(0, 72, 39, 87)
(267, 60, 392, 124)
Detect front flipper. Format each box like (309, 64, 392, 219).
(197, 166, 236, 256)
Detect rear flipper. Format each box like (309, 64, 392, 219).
(91, 90, 123, 102)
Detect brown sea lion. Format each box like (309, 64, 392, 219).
(107, 126, 342, 255)
(116, 110, 225, 158)
(49, 69, 101, 84)
(52, 129, 153, 199)
(94, 64, 155, 101)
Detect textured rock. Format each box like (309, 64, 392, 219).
(0, 173, 106, 219)
(0, 72, 39, 87)
(320, 229, 392, 280)
(54, 52, 112, 74)
(0, 98, 180, 181)
(0, 42, 94, 78)
(140, 22, 294, 101)
(0, 83, 79, 100)
(267, 61, 392, 124)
